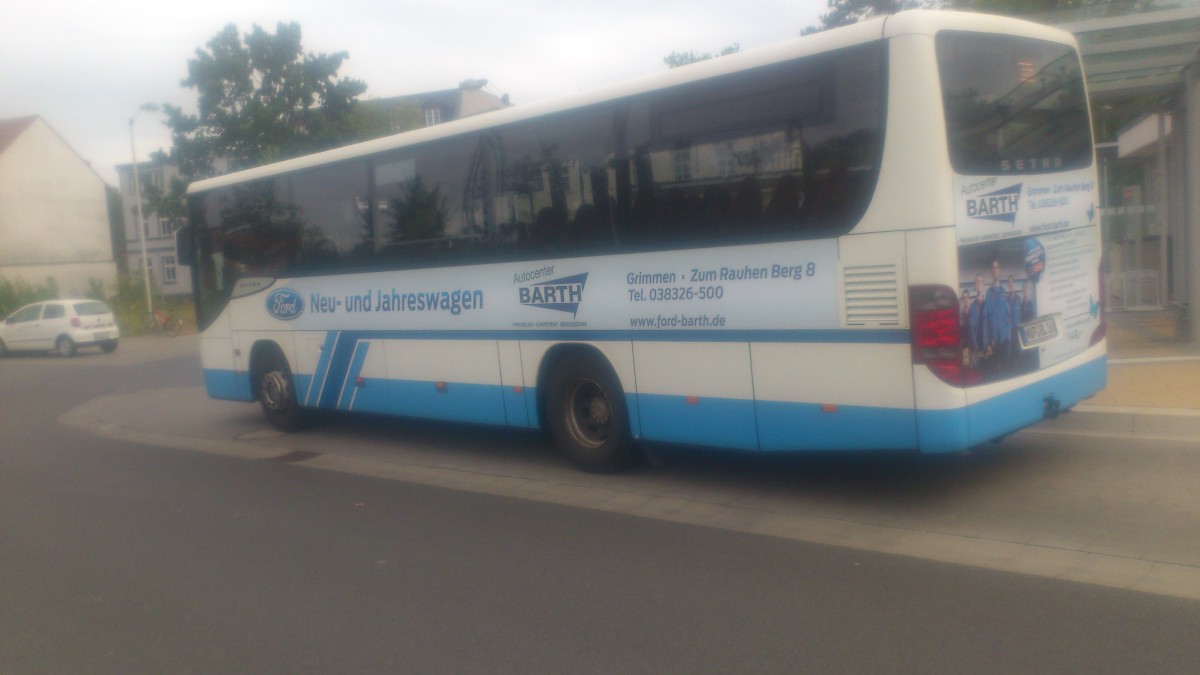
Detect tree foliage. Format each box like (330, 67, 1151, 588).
(804, 0, 1150, 34)
(807, 0, 927, 33)
(162, 22, 373, 177)
(663, 43, 742, 69)
(140, 22, 387, 237)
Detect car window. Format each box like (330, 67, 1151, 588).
(9, 304, 43, 323)
(43, 304, 66, 319)
(72, 301, 110, 316)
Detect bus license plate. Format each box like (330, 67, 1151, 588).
(1018, 316, 1057, 349)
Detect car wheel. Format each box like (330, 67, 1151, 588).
(545, 352, 636, 473)
(56, 336, 77, 357)
(256, 351, 306, 432)
(100, 340, 118, 353)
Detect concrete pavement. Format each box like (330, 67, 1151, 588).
(1037, 318, 1200, 439)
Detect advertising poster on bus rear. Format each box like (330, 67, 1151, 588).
(954, 168, 1101, 383)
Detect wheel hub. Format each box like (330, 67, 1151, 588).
(567, 380, 611, 448)
(261, 371, 289, 410)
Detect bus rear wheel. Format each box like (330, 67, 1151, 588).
(256, 351, 305, 432)
(545, 354, 635, 473)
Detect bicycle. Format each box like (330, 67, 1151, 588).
(142, 308, 183, 337)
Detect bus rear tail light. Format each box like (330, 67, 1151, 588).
(910, 284, 980, 387)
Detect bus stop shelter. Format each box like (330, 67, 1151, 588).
(1047, 1, 1200, 342)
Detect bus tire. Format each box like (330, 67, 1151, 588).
(545, 353, 635, 473)
(255, 349, 306, 432)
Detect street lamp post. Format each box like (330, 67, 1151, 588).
(129, 102, 160, 314)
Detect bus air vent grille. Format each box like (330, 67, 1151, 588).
(844, 264, 900, 326)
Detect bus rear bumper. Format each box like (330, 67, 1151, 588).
(917, 352, 1108, 453)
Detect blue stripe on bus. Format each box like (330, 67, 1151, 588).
(204, 368, 253, 402)
(337, 341, 371, 410)
(304, 331, 341, 405)
(345, 378, 508, 425)
(202, 344, 1105, 455)
(318, 332, 362, 410)
(291, 328, 908, 422)
(636, 394, 759, 450)
(917, 354, 1108, 453)
(756, 401, 918, 451)
(286, 329, 910, 344)
(504, 386, 532, 427)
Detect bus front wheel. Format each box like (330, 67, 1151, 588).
(545, 354, 635, 473)
(256, 351, 305, 432)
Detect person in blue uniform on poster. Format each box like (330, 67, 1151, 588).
(983, 260, 1012, 374)
(1008, 276, 1022, 347)
(1019, 282, 1035, 322)
(1013, 280, 1038, 372)
(967, 274, 987, 370)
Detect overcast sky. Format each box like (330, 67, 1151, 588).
(2, 1, 825, 185)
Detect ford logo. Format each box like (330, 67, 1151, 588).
(266, 289, 304, 320)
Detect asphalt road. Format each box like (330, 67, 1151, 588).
(2, 338, 1198, 673)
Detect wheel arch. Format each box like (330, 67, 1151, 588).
(247, 339, 290, 402)
(535, 342, 633, 433)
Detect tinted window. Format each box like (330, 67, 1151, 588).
(190, 41, 886, 305)
(482, 106, 619, 257)
(43, 304, 65, 319)
(624, 43, 886, 246)
(9, 305, 42, 323)
(938, 32, 1092, 175)
(375, 136, 476, 265)
(287, 160, 373, 271)
(73, 301, 110, 316)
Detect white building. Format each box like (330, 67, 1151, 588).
(0, 116, 116, 297)
(115, 159, 191, 297)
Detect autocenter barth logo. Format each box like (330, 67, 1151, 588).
(967, 183, 1022, 224)
(518, 272, 588, 317)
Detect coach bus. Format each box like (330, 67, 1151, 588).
(184, 10, 1106, 472)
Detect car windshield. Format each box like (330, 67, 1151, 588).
(73, 301, 110, 316)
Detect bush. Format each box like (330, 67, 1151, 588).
(104, 270, 195, 336)
(0, 275, 59, 317)
(2, 271, 194, 336)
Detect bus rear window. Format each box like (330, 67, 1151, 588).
(937, 31, 1092, 175)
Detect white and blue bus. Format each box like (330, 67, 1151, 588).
(184, 10, 1106, 472)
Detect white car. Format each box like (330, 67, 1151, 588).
(0, 299, 120, 357)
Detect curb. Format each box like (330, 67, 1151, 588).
(1027, 404, 1200, 442)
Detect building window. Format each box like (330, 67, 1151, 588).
(425, 107, 443, 127)
(673, 148, 693, 182)
(716, 143, 735, 178)
(162, 256, 177, 284)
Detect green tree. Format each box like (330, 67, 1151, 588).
(663, 43, 742, 68)
(139, 22, 388, 248)
(950, 0, 1149, 15)
(163, 22, 375, 176)
(804, 0, 928, 34)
